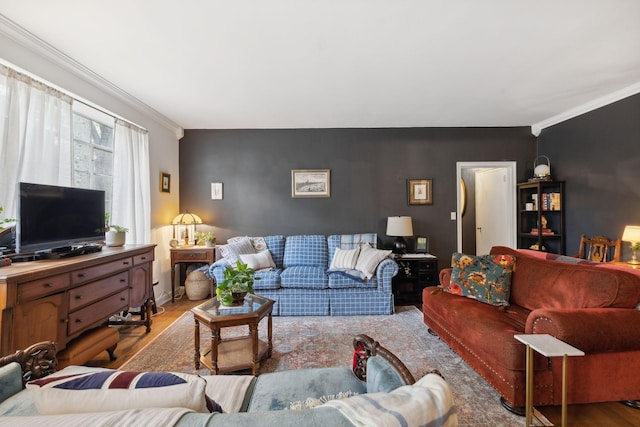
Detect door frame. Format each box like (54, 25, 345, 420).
(456, 161, 517, 253)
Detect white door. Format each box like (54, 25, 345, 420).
(475, 168, 512, 254)
(456, 161, 517, 253)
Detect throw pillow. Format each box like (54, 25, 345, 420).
(330, 247, 361, 270)
(27, 369, 213, 415)
(228, 236, 268, 252)
(239, 250, 276, 271)
(355, 244, 392, 279)
(219, 237, 256, 264)
(444, 252, 516, 306)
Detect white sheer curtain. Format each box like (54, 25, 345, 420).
(112, 119, 150, 245)
(0, 65, 72, 218)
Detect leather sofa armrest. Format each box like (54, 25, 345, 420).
(375, 258, 399, 293)
(526, 308, 640, 353)
(439, 268, 452, 287)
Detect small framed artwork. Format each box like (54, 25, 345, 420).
(407, 179, 432, 205)
(160, 172, 171, 193)
(291, 169, 331, 198)
(211, 182, 223, 200)
(415, 236, 429, 253)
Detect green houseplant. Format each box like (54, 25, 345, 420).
(217, 261, 259, 306)
(104, 213, 129, 247)
(0, 206, 16, 230)
(196, 231, 216, 247)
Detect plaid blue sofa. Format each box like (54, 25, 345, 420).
(209, 234, 399, 315)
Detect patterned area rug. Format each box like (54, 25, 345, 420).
(121, 306, 522, 426)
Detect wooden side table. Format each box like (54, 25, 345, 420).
(515, 334, 585, 427)
(170, 247, 215, 302)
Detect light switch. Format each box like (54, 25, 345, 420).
(450, 212, 456, 220)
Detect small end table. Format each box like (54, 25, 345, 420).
(170, 246, 215, 302)
(191, 294, 274, 375)
(515, 334, 584, 427)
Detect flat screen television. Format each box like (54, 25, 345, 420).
(17, 182, 105, 253)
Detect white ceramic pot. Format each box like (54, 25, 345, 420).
(105, 231, 126, 247)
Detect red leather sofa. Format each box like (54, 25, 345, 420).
(422, 245, 640, 412)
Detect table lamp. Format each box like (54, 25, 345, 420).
(387, 216, 413, 254)
(621, 225, 640, 265)
(172, 211, 203, 246)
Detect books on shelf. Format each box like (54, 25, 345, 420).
(530, 228, 554, 235)
(541, 192, 562, 211)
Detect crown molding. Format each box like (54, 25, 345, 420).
(0, 15, 184, 139)
(531, 81, 640, 136)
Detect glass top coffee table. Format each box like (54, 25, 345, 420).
(191, 294, 274, 375)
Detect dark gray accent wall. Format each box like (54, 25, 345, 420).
(179, 127, 534, 262)
(538, 93, 640, 260)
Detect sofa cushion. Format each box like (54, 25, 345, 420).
(228, 236, 268, 252)
(26, 368, 211, 415)
(327, 234, 378, 267)
(330, 247, 361, 270)
(283, 235, 328, 267)
(264, 235, 286, 267)
(490, 246, 640, 310)
(280, 266, 328, 289)
(444, 252, 515, 306)
(251, 269, 282, 290)
(0, 362, 23, 404)
(355, 244, 392, 279)
(246, 367, 366, 412)
(240, 250, 276, 271)
(219, 237, 256, 264)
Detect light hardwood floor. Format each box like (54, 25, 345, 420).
(87, 299, 640, 426)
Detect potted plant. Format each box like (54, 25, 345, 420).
(104, 213, 128, 247)
(196, 231, 216, 247)
(216, 261, 259, 306)
(0, 206, 16, 231)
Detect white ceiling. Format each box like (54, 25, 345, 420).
(2, 1, 640, 133)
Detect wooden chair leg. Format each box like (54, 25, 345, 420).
(106, 343, 118, 361)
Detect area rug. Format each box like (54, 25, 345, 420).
(121, 306, 522, 426)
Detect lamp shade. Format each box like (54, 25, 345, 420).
(622, 225, 640, 242)
(386, 216, 413, 237)
(172, 211, 203, 225)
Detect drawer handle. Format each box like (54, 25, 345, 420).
(141, 256, 147, 260)
(120, 279, 126, 282)
(75, 319, 82, 323)
(62, 318, 68, 324)
(75, 295, 83, 300)
(123, 261, 130, 265)
(77, 273, 85, 278)
(121, 297, 126, 301)
(44, 283, 53, 288)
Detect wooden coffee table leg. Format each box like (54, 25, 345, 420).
(267, 312, 273, 357)
(211, 327, 220, 374)
(193, 318, 200, 370)
(250, 322, 258, 375)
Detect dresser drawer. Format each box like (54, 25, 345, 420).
(70, 258, 133, 285)
(18, 273, 69, 302)
(134, 250, 154, 266)
(68, 288, 129, 336)
(68, 271, 129, 311)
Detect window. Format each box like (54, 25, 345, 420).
(72, 104, 114, 215)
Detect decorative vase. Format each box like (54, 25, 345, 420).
(185, 271, 211, 300)
(105, 231, 126, 247)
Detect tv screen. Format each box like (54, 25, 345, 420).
(17, 183, 105, 253)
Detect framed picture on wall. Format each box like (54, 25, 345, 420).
(160, 172, 171, 193)
(291, 169, 331, 198)
(407, 179, 432, 205)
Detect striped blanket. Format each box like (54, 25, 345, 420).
(322, 373, 458, 427)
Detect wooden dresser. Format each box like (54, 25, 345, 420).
(0, 244, 155, 356)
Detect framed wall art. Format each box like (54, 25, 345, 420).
(291, 169, 331, 198)
(160, 172, 171, 193)
(407, 179, 432, 205)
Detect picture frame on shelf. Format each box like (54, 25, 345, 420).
(407, 179, 432, 205)
(291, 169, 331, 198)
(415, 236, 429, 253)
(160, 172, 171, 193)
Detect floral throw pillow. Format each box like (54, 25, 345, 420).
(443, 252, 516, 306)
